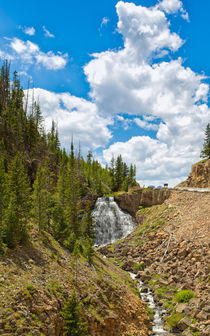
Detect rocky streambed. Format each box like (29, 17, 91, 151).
(129, 272, 168, 336)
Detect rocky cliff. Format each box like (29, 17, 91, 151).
(0, 228, 151, 336)
(179, 159, 210, 188)
(114, 188, 171, 217)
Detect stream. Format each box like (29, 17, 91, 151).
(129, 272, 168, 336)
(93, 197, 168, 336)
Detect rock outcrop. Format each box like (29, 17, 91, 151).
(114, 188, 171, 216)
(179, 159, 210, 188)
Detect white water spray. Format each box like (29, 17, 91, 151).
(93, 197, 135, 246)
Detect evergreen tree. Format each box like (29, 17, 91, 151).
(32, 163, 51, 233)
(115, 155, 123, 191)
(86, 150, 92, 187)
(200, 123, 210, 159)
(84, 237, 94, 266)
(3, 154, 31, 248)
(65, 142, 81, 239)
(61, 291, 88, 336)
(83, 201, 95, 241)
(0, 158, 6, 250)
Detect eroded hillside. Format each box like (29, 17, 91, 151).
(101, 190, 210, 336)
(0, 227, 151, 336)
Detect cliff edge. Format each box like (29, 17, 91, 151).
(178, 159, 210, 188)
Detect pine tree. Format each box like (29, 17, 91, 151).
(0, 158, 6, 250)
(200, 123, 210, 159)
(86, 150, 92, 187)
(3, 154, 31, 248)
(65, 142, 81, 239)
(115, 155, 123, 191)
(61, 291, 88, 336)
(84, 237, 94, 266)
(83, 201, 95, 241)
(32, 163, 51, 233)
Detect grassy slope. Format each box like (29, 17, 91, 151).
(0, 226, 151, 336)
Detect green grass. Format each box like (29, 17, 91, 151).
(133, 262, 144, 271)
(166, 312, 185, 329)
(145, 306, 154, 320)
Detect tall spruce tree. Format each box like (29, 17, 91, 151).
(0, 158, 6, 250)
(32, 162, 51, 233)
(65, 141, 81, 239)
(3, 154, 31, 248)
(200, 123, 210, 159)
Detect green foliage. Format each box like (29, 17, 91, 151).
(32, 162, 52, 232)
(65, 232, 77, 253)
(200, 123, 210, 159)
(166, 312, 184, 329)
(133, 262, 144, 271)
(46, 280, 64, 297)
(0, 61, 138, 254)
(175, 290, 196, 303)
(84, 238, 95, 266)
(26, 283, 36, 295)
(83, 201, 95, 240)
(2, 154, 31, 248)
(61, 291, 88, 336)
(145, 306, 154, 320)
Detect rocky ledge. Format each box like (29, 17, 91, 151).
(178, 159, 210, 188)
(114, 187, 171, 216)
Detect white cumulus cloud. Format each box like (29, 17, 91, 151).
(9, 38, 67, 70)
(157, 0, 189, 21)
(84, 1, 209, 186)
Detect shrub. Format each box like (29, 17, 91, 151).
(133, 262, 144, 271)
(175, 290, 196, 303)
(166, 312, 184, 328)
(26, 283, 36, 295)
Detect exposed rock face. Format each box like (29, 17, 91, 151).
(114, 188, 171, 216)
(182, 159, 210, 188)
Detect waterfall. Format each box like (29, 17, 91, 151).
(93, 197, 135, 246)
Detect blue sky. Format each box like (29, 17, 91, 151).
(0, 0, 210, 186)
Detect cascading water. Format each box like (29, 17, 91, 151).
(93, 197, 135, 246)
(130, 273, 167, 336)
(93, 197, 168, 335)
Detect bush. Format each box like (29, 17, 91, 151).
(26, 283, 36, 295)
(133, 262, 144, 271)
(166, 312, 184, 328)
(175, 290, 196, 303)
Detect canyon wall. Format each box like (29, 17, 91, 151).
(184, 159, 210, 188)
(114, 188, 171, 217)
